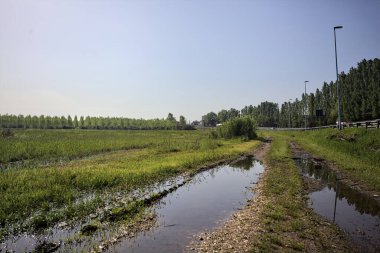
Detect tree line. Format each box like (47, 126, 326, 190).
(202, 58, 380, 128)
(278, 58, 380, 127)
(1, 58, 378, 130)
(202, 102, 279, 127)
(0, 113, 193, 130)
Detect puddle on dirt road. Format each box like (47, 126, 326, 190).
(108, 156, 264, 253)
(295, 158, 380, 253)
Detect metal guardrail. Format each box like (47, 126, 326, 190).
(258, 119, 380, 131)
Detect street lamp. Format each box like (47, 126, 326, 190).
(304, 80, 309, 129)
(288, 99, 292, 128)
(334, 25, 343, 130)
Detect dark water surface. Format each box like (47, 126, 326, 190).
(109, 157, 264, 253)
(296, 158, 380, 253)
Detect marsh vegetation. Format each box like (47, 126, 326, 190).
(0, 129, 260, 250)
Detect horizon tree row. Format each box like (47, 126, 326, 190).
(0, 113, 192, 130)
(202, 101, 280, 127)
(278, 58, 380, 127)
(202, 58, 379, 128)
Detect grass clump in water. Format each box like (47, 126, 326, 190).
(105, 201, 145, 222)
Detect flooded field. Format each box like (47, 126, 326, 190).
(295, 157, 380, 253)
(1, 156, 264, 252)
(110, 156, 264, 253)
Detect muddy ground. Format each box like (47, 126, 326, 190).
(187, 141, 359, 253)
(186, 142, 269, 253)
(94, 140, 370, 252)
(91, 147, 265, 252)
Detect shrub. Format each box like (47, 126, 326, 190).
(209, 130, 218, 139)
(1, 128, 15, 138)
(217, 117, 257, 140)
(183, 124, 196, 130)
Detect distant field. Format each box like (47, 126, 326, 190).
(0, 129, 206, 164)
(261, 128, 380, 192)
(0, 129, 260, 239)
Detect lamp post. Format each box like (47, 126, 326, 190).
(334, 26, 343, 130)
(288, 99, 292, 128)
(304, 80, 309, 129)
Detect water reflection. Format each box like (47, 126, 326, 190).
(112, 158, 264, 253)
(296, 158, 380, 253)
(229, 156, 255, 171)
(298, 159, 380, 217)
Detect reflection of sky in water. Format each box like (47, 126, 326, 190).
(112, 158, 264, 253)
(298, 159, 380, 253)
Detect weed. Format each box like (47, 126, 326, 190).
(105, 201, 144, 222)
(290, 241, 305, 251)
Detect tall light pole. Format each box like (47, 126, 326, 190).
(334, 26, 343, 130)
(288, 99, 292, 128)
(304, 81, 309, 129)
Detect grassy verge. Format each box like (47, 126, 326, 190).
(251, 132, 354, 252)
(0, 129, 260, 239)
(290, 128, 380, 192)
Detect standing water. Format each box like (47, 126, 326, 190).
(295, 158, 380, 253)
(109, 156, 264, 253)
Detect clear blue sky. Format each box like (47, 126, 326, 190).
(1, 0, 379, 121)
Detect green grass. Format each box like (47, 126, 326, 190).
(0, 129, 212, 164)
(254, 134, 306, 252)
(251, 131, 353, 252)
(0, 129, 260, 238)
(290, 128, 380, 191)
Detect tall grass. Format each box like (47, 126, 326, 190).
(0, 129, 209, 164)
(0, 129, 260, 237)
